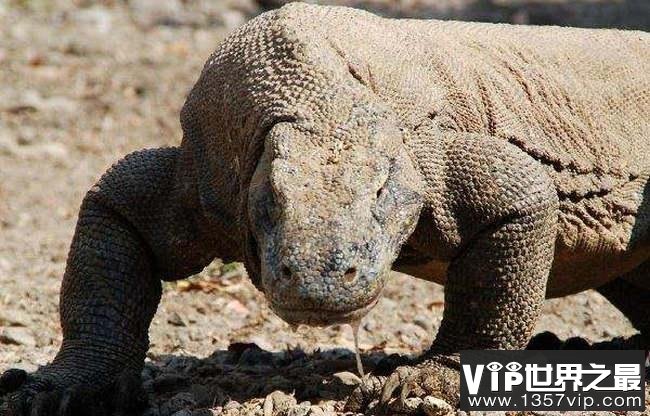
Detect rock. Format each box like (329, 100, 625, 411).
(422, 396, 453, 416)
(319, 371, 361, 398)
(286, 404, 310, 416)
(263, 390, 296, 416)
(0, 327, 37, 347)
(0, 310, 28, 327)
(171, 410, 192, 416)
(316, 401, 336, 413)
(365, 399, 380, 413)
(223, 400, 241, 410)
(406, 397, 424, 410)
(332, 371, 361, 386)
(168, 312, 186, 327)
(393, 397, 422, 413)
(17, 90, 77, 114)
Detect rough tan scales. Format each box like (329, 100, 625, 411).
(1, 4, 649, 414)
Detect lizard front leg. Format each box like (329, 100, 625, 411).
(0, 148, 235, 416)
(348, 133, 559, 413)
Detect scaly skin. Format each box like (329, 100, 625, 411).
(2, 4, 649, 415)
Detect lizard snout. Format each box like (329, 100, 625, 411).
(264, 242, 386, 325)
(279, 261, 360, 286)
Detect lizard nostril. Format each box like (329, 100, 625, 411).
(343, 267, 357, 284)
(280, 265, 293, 280)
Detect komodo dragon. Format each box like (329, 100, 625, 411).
(1, 3, 649, 415)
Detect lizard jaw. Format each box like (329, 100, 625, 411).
(271, 294, 382, 327)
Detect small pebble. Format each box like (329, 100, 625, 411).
(168, 312, 186, 327)
(332, 371, 361, 386)
(263, 390, 296, 416)
(287, 404, 311, 416)
(0, 327, 37, 347)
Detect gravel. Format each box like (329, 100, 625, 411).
(0, 0, 647, 414)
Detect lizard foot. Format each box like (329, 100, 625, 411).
(0, 368, 147, 416)
(345, 354, 460, 415)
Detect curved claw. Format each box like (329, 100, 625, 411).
(379, 366, 415, 406)
(379, 372, 400, 406)
(346, 358, 461, 414)
(344, 374, 385, 412)
(399, 380, 412, 406)
(2, 390, 29, 416)
(0, 369, 147, 416)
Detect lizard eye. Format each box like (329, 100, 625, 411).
(253, 186, 280, 232)
(372, 179, 391, 223)
(265, 190, 280, 224)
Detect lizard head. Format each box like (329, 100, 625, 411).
(246, 112, 423, 326)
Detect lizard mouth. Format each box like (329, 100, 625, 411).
(271, 294, 382, 326)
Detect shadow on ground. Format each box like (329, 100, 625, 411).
(142, 344, 404, 415)
(142, 333, 646, 415)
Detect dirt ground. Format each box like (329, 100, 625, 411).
(0, 1, 648, 415)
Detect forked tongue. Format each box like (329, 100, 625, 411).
(350, 319, 365, 377)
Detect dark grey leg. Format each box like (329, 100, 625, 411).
(0, 148, 233, 415)
(347, 133, 559, 413)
